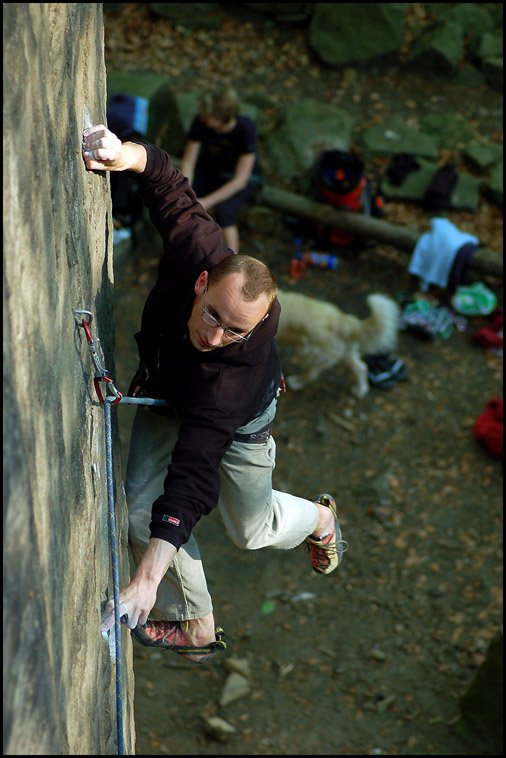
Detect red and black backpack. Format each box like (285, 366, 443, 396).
(315, 149, 383, 249)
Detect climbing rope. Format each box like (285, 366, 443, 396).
(74, 310, 167, 756)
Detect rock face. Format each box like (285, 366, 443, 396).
(3, 5, 135, 755)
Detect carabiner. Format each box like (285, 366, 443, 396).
(94, 376, 123, 406)
(73, 309, 93, 326)
(74, 309, 123, 405)
(81, 319, 109, 379)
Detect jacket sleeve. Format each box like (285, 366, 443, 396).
(147, 406, 239, 550)
(130, 141, 229, 269)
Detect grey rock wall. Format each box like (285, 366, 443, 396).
(3, 4, 135, 755)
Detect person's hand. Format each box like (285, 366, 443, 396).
(82, 124, 147, 173)
(101, 574, 159, 633)
(127, 361, 149, 397)
(82, 124, 123, 171)
(101, 538, 177, 632)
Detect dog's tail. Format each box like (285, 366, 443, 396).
(359, 294, 400, 354)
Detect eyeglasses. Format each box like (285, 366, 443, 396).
(201, 287, 265, 342)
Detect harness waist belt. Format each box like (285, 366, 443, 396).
(234, 422, 272, 444)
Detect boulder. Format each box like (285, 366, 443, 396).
(380, 159, 440, 202)
(148, 3, 223, 29)
(477, 30, 503, 91)
(419, 113, 476, 151)
(407, 20, 464, 75)
(309, 3, 407, 67)
(107, 71, 186, 156)
(432, 3, 496, 58)
(454, 64, 487, 88)
(357, 116, 439, 160)
(481, 56, 503, 92)
(463, 141, 503, 172)
(240, 3, 314, 22)
(404, 4, 502, 83)
(483, 161, 503, 208)
(457, 628, 503, 755)
(266, 99, 355, 180)
(380, 159, 482, 211)
(477, 29, 503, 61)
(450, 172, 482, 212)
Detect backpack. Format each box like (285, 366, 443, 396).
(107, 93, 148, 142)
(423, 162, 458, 211)
(106, 94, 149, 236)
(314, 149, 383, 250)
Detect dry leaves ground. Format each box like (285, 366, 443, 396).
(106, 5, 503, 755)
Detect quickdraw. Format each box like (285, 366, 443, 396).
(74, 310, 123, 405)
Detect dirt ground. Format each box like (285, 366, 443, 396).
(106, 5, 503, 755)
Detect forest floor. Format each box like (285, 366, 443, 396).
(105, 5, 503, 755)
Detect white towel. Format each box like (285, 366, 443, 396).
(408, 217, 479, 291)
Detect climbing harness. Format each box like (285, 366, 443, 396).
(74, 310, 169, 756)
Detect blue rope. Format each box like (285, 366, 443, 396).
(75, 310, 171, 754)
(104, 398, 125, 755)
(103, 394, 168, 755)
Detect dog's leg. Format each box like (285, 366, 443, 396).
(286, 338, 328, 390)
(345, 344, 369, 398)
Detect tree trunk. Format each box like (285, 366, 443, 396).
(257, 185, 503, 278)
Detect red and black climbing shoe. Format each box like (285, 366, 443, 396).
(131, 620, 226, 663)
(305, 493, 347, 575)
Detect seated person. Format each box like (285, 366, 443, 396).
(180, 85, 262, 253)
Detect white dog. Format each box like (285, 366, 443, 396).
(276, 290, 400, 397)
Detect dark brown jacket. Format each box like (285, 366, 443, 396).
(130, 143, 281, 549)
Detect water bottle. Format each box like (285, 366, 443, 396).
(293, 239, 338, 271)
(302, 251, 339, 270)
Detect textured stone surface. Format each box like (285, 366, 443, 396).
(3, 4, 135, 755)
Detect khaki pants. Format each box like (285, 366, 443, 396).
(125, 399, 319, 621)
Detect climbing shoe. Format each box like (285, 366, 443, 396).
(131, 620, 226, 663)
(305, 494, 347, 575)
